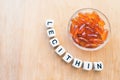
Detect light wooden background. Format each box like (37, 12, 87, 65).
(0, 0, 120, 80)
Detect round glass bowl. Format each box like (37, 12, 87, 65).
(68, 8, 111, 51)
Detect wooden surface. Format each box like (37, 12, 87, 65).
(0, 0, 120, 80)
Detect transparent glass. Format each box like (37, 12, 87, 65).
(68, 8, 111, 51)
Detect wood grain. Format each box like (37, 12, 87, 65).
(0, 0, 120, 80)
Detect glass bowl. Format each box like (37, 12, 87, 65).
(68, 8, 111, 51)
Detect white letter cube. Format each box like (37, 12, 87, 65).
(55, 45, 65, 56)
(45, 19, 54, 28)
(62, 52, 73, 63)
(93, 62, 103, 71)
(49, 38, 59, 47)
(83, 61, 93, 71)
(72, 58, 83, 68)
(47, 28, 56, 38)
